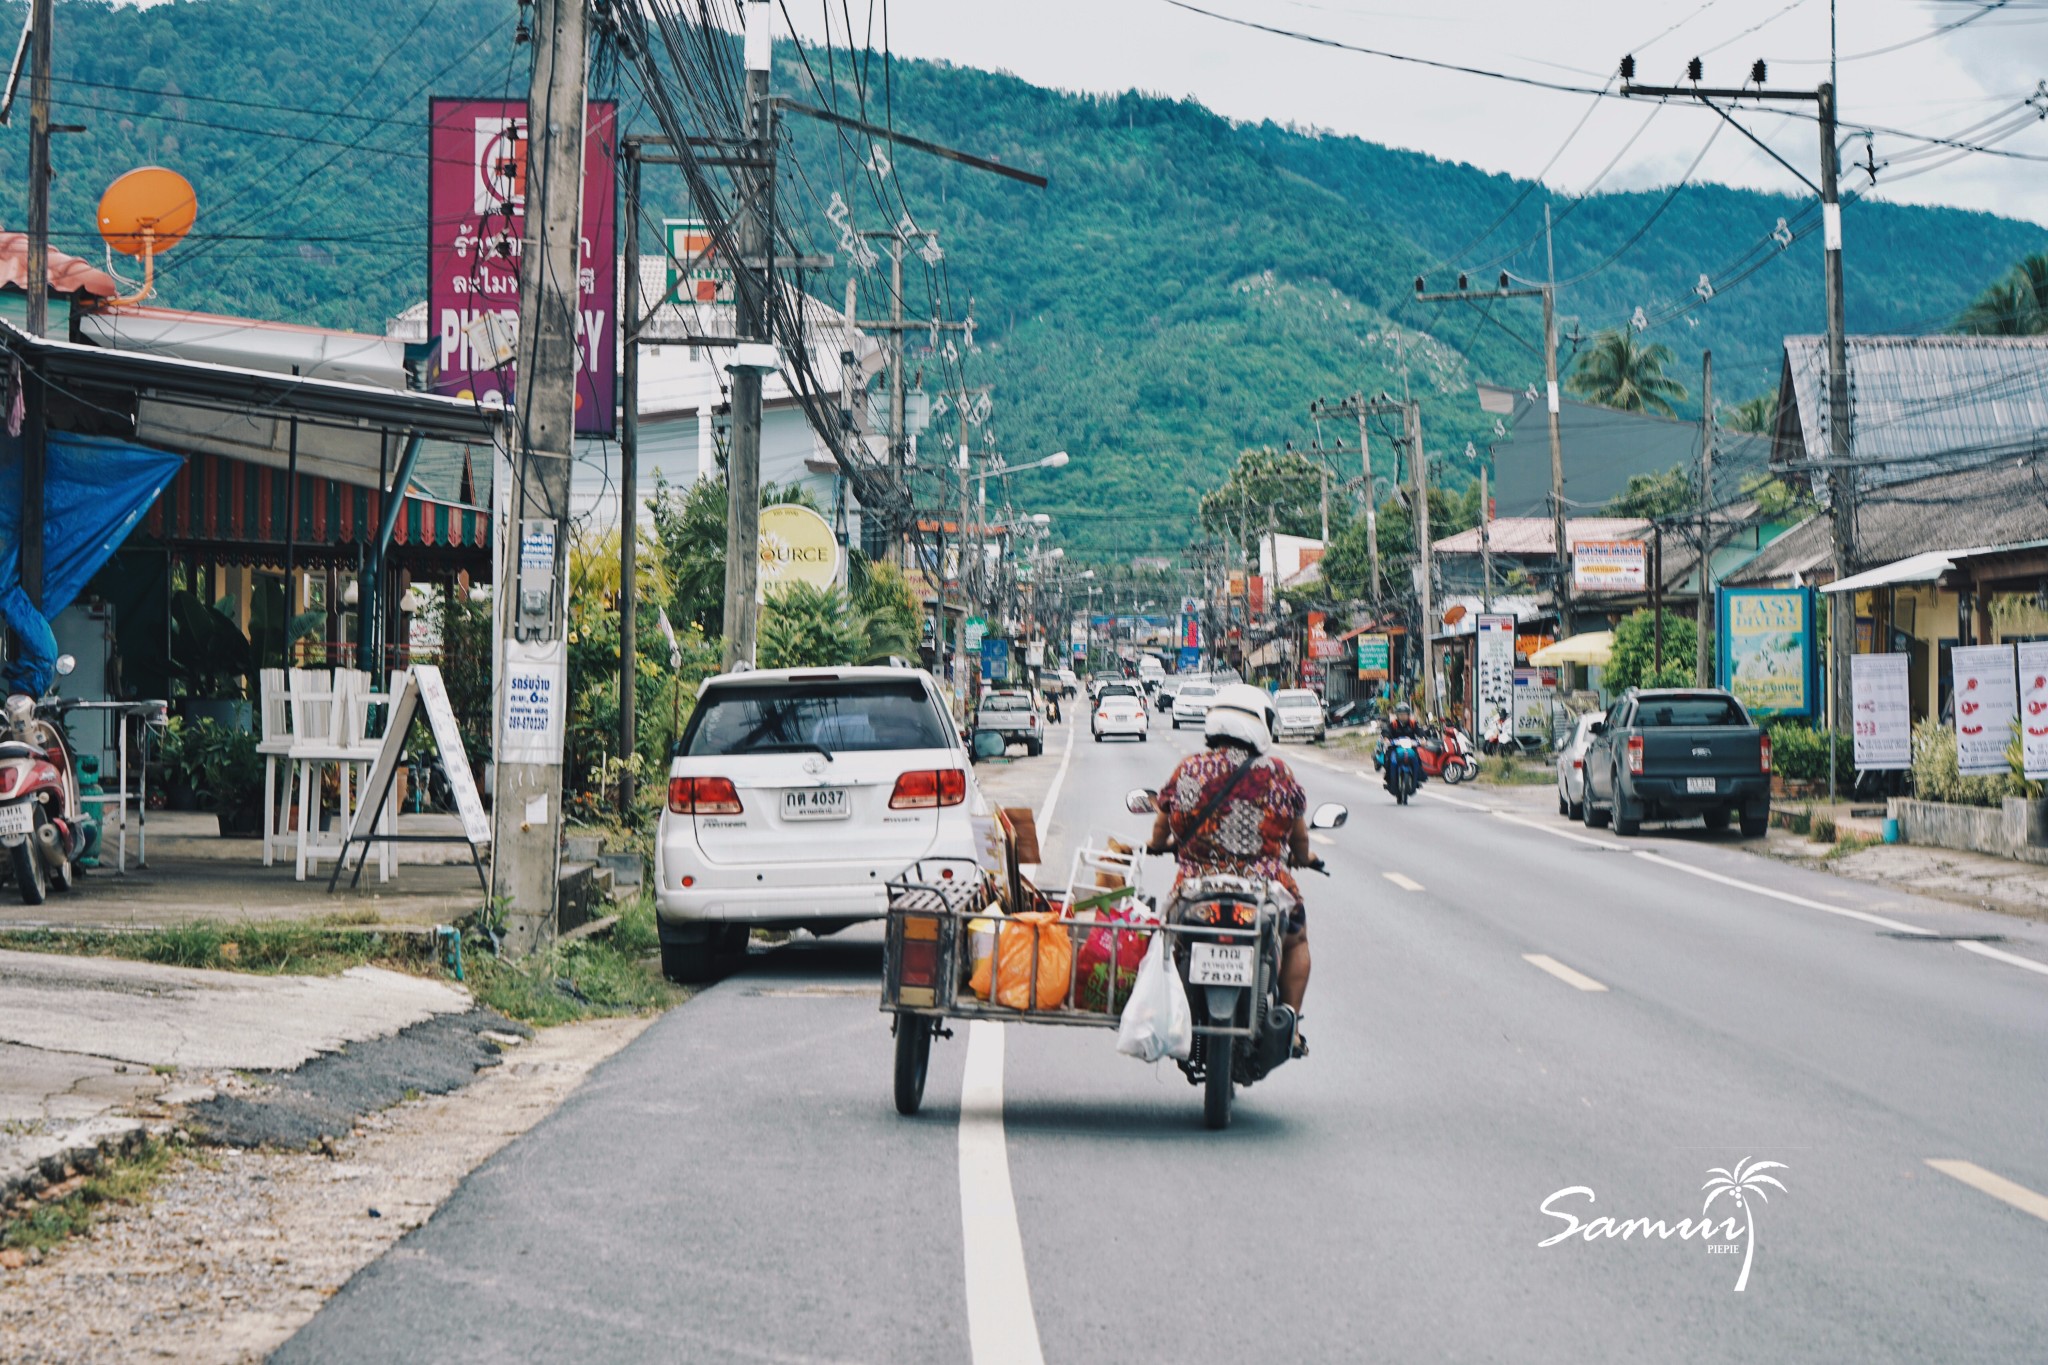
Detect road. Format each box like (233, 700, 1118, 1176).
(277, 712, 2048, 1363)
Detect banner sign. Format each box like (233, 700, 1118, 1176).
(1952, 643, 2017, 776)
(1476, 614, 1515, 724)
(2019, 642, 2048, 780)
(1849, 652, 1912, 771)
(1511, 670, 1553, 743)
(1178, 645, 1201, 672)
(965, 616, 986, 654)
(428, 98, 617, 435)
(1356, 633, 1391, 682)
(1571, 539, 1648, 593)
(662, 217, 734, 308)
(1307, 611, 1341, 661)
(756, 504, 841, 598)
(1718, 588, 1819, 719)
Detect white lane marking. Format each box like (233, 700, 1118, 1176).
(1491, 810, 1628, 851)
(1383, 872, 1425, 892)
(1523, 953, 1609, 992)
(1925, 1159, 2048, 1225)
(1310, 832, 1334, 847)
(1629, 850, 1930, 934)
(1957, 940, 2048, 979)
(958, 1021, 1044, 1365)
(1420, 788, 1494, 811)
(1016, 721, 1077, 879)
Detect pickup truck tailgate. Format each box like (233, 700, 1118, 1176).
(1639, 727, 1763, 776)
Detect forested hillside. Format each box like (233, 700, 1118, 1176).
(1, 0, 2039, 553)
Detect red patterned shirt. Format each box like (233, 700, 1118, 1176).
(1157, 748, 1306, 903)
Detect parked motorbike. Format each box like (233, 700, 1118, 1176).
(1482, 707, 1545, 758)
(0, 655, 91, 905)
(1432, 724, 1482, 784)
(1127, 791, 1348, 1129)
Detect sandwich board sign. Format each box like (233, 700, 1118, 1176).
(329, 664, 489, 892)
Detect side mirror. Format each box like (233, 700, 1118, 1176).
(1310, 802, 1348, 830)
(54, 655, 75, 677)
(1125, 788, 1159, 814)
(1588, 720, 1607, 737)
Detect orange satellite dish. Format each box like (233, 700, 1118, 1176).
(96, 166, 197, 257)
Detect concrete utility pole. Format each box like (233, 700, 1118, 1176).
(18, 0, 52, 605)
(617, 141, 641, 815)
(1479, 466, 1492, 612)
(491, 0, 589, 954)
(1620, 60, 1850, 787)
(720, 0, 775, 672)
(1698, 349, 1715, 687)
(1409, 400, 1435, 715)
(1306, 393, 1388, 606)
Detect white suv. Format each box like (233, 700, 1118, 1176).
(654, 666, 982, 981)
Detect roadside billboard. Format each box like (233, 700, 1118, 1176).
(1571, 540, 1648, 593)
(1717, 588, 1819, 719)
(1849, 652, 1911, 770)
(2019, 642, 2048, 779)
(1476, 614, 1515, 724)
(756, 504, 840, 598)
(428, 98, 617, 435)
(1951, 644, 2017, 776)
(1356, 633, 1391, 682)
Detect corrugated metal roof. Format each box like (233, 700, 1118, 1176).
(1778, 334, 2048, 489)
(1432, 516, 1649, 556)
(0, 233, 116, 298)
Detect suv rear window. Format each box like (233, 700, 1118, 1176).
(980, 696, 1032, 712)
(683, 679, 952, 756)
(1633, 696, 1748, 727)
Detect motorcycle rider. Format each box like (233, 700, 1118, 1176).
(1144, 683, 1320, 1046)
(1379, 700, 1428, 791)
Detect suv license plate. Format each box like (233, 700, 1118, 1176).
(782, 787, 850, 821)
(1687, 777, 1717, 794)
(1189, 942, 1254, 986)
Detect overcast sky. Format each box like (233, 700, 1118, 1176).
(785, 0, 2048, 230)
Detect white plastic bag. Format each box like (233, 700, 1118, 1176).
(1116, 933, 1192, 1062)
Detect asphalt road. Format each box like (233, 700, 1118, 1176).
(278, 715, 2048, 1364)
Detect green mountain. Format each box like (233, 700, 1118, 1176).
(4, 0, 2039, 556)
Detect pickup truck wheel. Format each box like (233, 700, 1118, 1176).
(1740, 810, 1769, 838)
(1613, 800, 1641, 837)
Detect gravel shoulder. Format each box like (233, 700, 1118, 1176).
(0, 1014, 651, 1365)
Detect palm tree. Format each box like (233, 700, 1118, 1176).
(1720, 392, 1779, 435)
(1565, 328, 1689, 417)
(1953, 252, 2048, 336)
(1702, 1158, 1788, 1292)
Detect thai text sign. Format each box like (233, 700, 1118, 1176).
(1571, 540, 1647, 593)
(1718, 588, 1818, 718)
(2018, 641, 2048, 780)
(1952, 644, 2017, 777)
(1476, 614, 1515, 723)
(428, 98, 617, 435)
(1356, 633, 1391, 682)
(1849, 652, 1911, 771)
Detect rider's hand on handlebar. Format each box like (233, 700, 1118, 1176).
(1293, 854, 1328, 875)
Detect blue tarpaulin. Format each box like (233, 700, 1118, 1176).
(0, 432, 185, 694)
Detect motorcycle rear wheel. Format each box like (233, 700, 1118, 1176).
(11, 838, 46, 906)
(1203, 1046, 1233, 1130)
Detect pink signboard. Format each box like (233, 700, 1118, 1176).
(428, 98, 617, 436)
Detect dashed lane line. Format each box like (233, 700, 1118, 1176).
(1383, 872, 1426, 892)
(1925, 1160, 2048, 1225)
(1522, 953, 1610, 992)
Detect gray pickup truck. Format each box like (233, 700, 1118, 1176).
(1581, 688, 1771, 837)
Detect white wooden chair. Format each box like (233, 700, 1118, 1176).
(288, 668, 359, 881)
(256, 668, 295, 867)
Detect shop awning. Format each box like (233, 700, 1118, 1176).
(141, 452, 488, 563)
(1529, 630, 1614, 666)
(1821, 540, 2048, 594)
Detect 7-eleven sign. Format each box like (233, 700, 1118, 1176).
(663, 219, 734, 305)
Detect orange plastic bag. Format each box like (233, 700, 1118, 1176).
(968, 911, 1073, 1010)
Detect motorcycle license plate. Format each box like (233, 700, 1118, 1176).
(0, 804, 31, 837)
(1189, 942, 1255, 987)
(1686, 777, 1717, 794)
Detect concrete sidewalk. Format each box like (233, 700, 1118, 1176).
(0, 949, 469, 1216)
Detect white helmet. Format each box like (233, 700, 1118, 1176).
(1205, 683, 1276, 753)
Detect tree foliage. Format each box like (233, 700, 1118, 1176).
(1320, 481, 1480, 602)
(1605, 464, 1696, 519)
(1565, 330, 1689, 417)
(1604, 608, 1699, 692)
(1951, 252, 2048, 336)
(1720, 393, 1779, 435)
(646, 475, 816, 637)
(1197, 447, 1349, 542)
(758, 581, 915, 669)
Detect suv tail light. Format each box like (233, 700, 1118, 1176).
(1627, 735, 1645, 776)
(1759, 733, 1772, 773)
(668, 776, 744, 814)
(890, 768, 967, 809)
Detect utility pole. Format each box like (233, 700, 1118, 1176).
(491, 0, 589, 954)
(1698, 350, 1715, 687)
(720, 0, 775, 672)
(617, 140, 641, 815)
(1307, 393, 1388, 606)
(18, 0, 52, 605)
(1479, 465, 1492, 612)
(1410, 400, 1435, 715)
(1619, 59, 1850, 790)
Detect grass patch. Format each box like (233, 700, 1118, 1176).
(1473, 754, 1555, 786)
(2, 1138, 175, 1254)
(461, 892, 684, 1028)
(1826, 832, 1883, 860)
(1811, 816, 1839, 844)
(0, 921, 434, 976)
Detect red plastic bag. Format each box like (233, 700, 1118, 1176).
(1074, 907, 1152, 1013)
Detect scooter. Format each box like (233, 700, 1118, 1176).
(0, 655, 91, 906)
(1429, 724, 1481, 784)
(1383, 736, 1422, 805)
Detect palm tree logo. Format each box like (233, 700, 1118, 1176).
(1702, 1158, 1789, 1291)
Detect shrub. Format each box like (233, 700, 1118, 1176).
(1910, 719, 2024, 807)
(1766, 721, 1853, 784)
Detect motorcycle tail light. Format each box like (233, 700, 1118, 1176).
(0, 766, 20, 799)
(1186, 903, 1221, 925)
(898, 938, 939, 988)
(1231, 902, 1256, 927)
(1759, 733, 1772, 773)
(1627, 735, 1645, 776)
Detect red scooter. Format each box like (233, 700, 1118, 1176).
(1413, 724, 1481, 785)
(0, 656, 87, 905)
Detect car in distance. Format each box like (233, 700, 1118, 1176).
(1580, 689, 1770, 837)
(1056, 667, 1079, 697)
(1157, 671, 1205, 712)
(975, 691, 1045, 756)
(1272, 688, 1327, 743)
(1092, 687, 1150, 742)
(656, 666, 980, 982)
(1171, 681, 1219, 729)
(1555, 709, 1607, 820)
(1087, 670, 1127, 700)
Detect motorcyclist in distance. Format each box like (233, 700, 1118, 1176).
(1145, 683, 1319, 1045)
